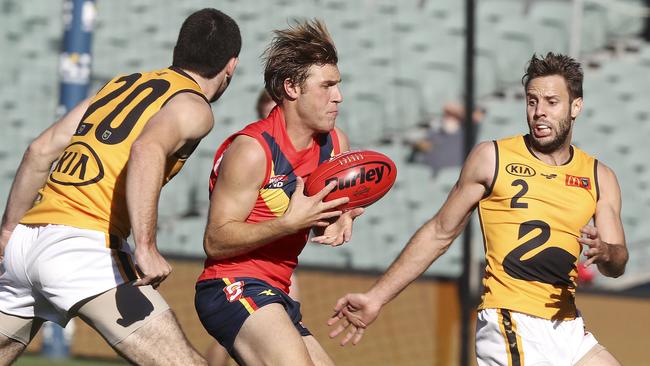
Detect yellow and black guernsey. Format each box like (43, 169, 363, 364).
(478, 135, 599, 320)
(22, 67, 208, 239)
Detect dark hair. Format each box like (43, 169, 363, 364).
(263, 19, 338, 104)
(172, 8, 241, 79)
(522, 52, 583, 101)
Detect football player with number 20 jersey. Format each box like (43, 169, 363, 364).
(0, 9, 240, 365)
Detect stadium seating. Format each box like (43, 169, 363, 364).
(1, 0, 649, 285)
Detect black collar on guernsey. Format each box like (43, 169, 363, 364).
(165, 66, 210, 105)
(169, 66, 200, 84)
(523, 134, 574, 166)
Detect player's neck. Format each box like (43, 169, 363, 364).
(529, 142, 573, 166)
(183, 69, 218, 101)
(281, 106, 315, 151)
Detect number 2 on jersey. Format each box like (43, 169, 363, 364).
(510, 179, 528, 208)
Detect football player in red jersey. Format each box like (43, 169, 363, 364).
(205, 90, 303, 366)
(195, 20, 363, 365)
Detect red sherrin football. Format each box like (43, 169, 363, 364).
(305, 150, 397, 210)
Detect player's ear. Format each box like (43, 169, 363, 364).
(225, 57, 239, 78)
(570, 97, 583, 119)
(284, 78, 300, 100)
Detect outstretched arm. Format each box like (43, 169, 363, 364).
(578, 162, 628, 277)
(328, 141, 495, 345)
(203, 135, 348, 260)
(127, 93, 213, 288)
(1, 99, 90, 254)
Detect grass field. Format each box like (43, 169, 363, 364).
(15, 354, 127, 366)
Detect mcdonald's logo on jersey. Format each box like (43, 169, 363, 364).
(565, 174, 591, 190)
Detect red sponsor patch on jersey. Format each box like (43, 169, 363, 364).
(565, 174, 591, 190)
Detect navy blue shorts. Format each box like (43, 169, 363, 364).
(195, 277, 311, 356)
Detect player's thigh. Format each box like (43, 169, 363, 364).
(206, 341, 231, 366)
(233, 303, 313, 366)
(575, 344, 621, 366)
(302, 335, 335, 366)
(75, 283, 170, 346)
(0, 310, 43, 347)
(77, 285, 204, 365)
(0, 311, 43, 365)
(116, 309, 205, 366)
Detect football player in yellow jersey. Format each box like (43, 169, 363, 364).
(0, 8, 240, 365)
(329, 53, 628, 365)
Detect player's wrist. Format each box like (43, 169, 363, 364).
(275, 215, 298, 235)
(134, 237, 158, 251)
(367, 287, 391, 306)
(600, 242, 614, 263)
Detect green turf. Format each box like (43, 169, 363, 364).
(15, 354, 128, 366)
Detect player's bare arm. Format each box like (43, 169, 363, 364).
(203, 135, 348, 260)
(0, 98, 91, 254)
(578, 161, 628, 277)
(328, 141, 495, 346)
(312, 127, 365, 246)
(127, 92, 214, 287)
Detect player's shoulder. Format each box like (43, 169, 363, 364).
(332, 126, 349, 150)
(595, 160, 618, 183)
(333, 126, 346, 137)
(459, 140, 497, 187)
(224, 134, 267, 167)
(162, 92, 213, 124)
(469, 140, 497, 160)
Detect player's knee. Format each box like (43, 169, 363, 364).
(115, 310, 206, 365)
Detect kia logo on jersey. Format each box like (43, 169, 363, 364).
(49, 141, 105, 186)
(506, 163, 536, 177)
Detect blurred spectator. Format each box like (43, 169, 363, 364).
(256, 89, 275, 118)
(408, 101, 485, 176)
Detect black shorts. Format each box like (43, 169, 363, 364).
(195, 277, 311, 356)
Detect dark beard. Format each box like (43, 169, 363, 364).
(529, 112, 572, 154)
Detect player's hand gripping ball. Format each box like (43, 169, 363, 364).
(305, 150, 397, 210)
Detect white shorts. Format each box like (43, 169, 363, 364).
(0, 224, 138, 325)
(476, 308, 599, 366)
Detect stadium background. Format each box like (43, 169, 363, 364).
(2, 0, 650, 364)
